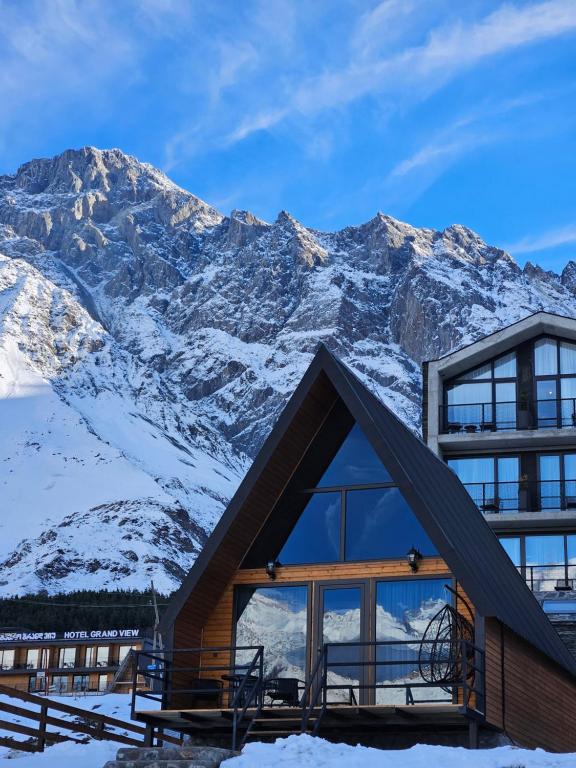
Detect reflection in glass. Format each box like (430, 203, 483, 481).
(561, 377, 576, 427)
(345, 488, 437, 561)
(375, 579, 448, 704)
(446, 382, 492, 428)
(448, 457, 495, 511)
(499, 537, 521, 566)
(493, 352, 516, 378)
(525, 535, 565, 591)
(535, 338, 558, 376)
(317, 423, 391, 487)
(235, 586, 308, 681)
(537, 380, 557, 428)
(322, 587, 362, 704)
(560, 341, 576, 375)
(495, 382, 516, 429)
(564, 455, 576, 507)
(455, 363, 491, 380)
(539, 455, 561, 509)
(497, 457, 519, 511)
(279, 492, 340, 564)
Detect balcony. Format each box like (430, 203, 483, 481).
(440, 398, 576, 434)
(459, 479, 576, 515)
(519, 564, 576, 593)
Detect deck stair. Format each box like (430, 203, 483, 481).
(103, 745, 235, 768)
(242, 707, 321, 741)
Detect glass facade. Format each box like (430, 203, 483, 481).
(375, 579, 448, 704)
(235, 585, 308, 681)
(58, 647, 76, 669)
(279, 493, 340, 564)
(0, 648, 14, 671)
(499, 533, 576, 591)
(448, 456, 519, 513)
(317, 423, 391, 486)
(277, 421, 437, 564)
(535, 337, 576, 428)
(444, 351, 517, 432)
(51, 675, 69, 694)
(321, 586, 362, 703)
(73, 674, 90, 692)
(345, 488, 436, 560)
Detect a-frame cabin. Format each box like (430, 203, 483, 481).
(132, 346, 576, 752)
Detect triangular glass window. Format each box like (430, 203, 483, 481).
(316, 423, 391, 487)
(278, 486, 436, 565)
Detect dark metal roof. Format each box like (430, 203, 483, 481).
(161, 345, 576, 677)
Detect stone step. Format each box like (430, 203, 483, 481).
(105, 745, 236, 768)
(103, 761, 218, 768)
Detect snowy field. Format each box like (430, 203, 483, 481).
(2, 732, 576, 767)
(0, 691, 152, 764)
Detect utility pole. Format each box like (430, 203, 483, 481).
(150, 580, 163, 651)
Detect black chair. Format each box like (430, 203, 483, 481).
(188, 678, 223, 708)
(264, 677, 303, 707)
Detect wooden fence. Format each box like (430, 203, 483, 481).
(0, 683, 181, 753)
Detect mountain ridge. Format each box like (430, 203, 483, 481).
(0, 146, 575, 595)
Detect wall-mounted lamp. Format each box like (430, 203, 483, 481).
(407, 547, 422, 572)
(266, 560, 280, 580)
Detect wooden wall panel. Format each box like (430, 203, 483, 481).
(485, 618, 576, 752)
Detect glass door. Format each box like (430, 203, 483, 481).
(316, 583, 367, 705)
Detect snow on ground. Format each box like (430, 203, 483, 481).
(0, 692, 153, 763)
(224, 735, 576, 768)
(2, 734, 576, 767)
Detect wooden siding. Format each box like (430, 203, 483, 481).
(173, 372, 340, 651)
(485, 617, 576, 752)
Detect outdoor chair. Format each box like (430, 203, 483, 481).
(187, 678, 223, 708)
(264, 677, 303, 707)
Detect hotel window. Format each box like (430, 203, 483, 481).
(84, 646, 96, 667)
(538, 453, 576, 510)
(535, 338, 576, 428)
(28, 676, 44, 693)
(499, 533, 576, 591)
(73, 674, 90, 692)
(448, 456, 519, 513)
(443, 351, 517, 432)
(58, 647, 76, 669)
(0, 648, 15, 670)
(51, 675, 69, 694)
(96, 646, 109, 667)
(26, 648, 41, 670)
(98, 674, 108, 692)
(118, 645, 136, 665)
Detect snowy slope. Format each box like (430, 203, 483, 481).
(1, 147, 576, 594)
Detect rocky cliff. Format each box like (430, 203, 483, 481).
(0, 146, 575, 594)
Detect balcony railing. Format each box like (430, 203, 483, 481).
(518, 564, 576, 593)
(440, 397, 576, 434)
(460, 479, 576, 514)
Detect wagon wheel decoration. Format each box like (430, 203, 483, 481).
(418, 585, 475, 693)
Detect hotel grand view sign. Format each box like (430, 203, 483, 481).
(0, 628, 142, 643)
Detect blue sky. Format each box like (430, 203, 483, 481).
(0, 0, 575, 272)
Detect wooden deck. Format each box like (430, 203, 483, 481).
(134, 702, 479, 740)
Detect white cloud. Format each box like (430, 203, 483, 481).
(505, 225, 576, 255)
(227, 0, 576, 143)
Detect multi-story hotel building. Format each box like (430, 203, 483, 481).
(423, 311, 576, 634)
(0, 627, 149, 695)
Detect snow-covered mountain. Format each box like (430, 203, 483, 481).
(1, 146, 575, 595)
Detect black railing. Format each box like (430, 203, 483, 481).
(460, 478, 576, 514)
(440, 397, 576, 434)
(440, 401, 517, 433)
(131, 645, 264, 751)
(301, 639, 485, 734)
(519, 564, 576, 592)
